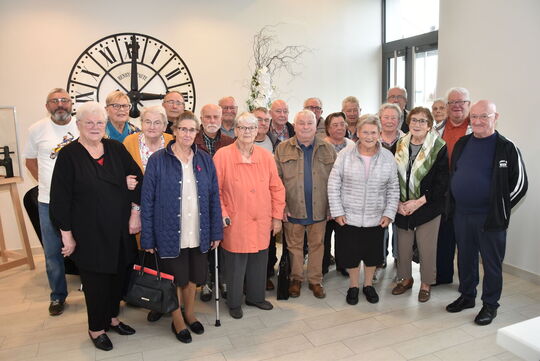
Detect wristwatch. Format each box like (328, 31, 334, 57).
(131, 204, 141, 211)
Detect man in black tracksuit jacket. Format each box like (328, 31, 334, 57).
(445, 100, 528, 326)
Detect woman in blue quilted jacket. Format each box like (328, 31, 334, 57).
(141, 111, 223, 344)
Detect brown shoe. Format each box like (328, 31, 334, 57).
(308, 283, 326, 299)
(289, 280, 302, 297)
(418, 289, 431, 302)
(392, 279, 414, 295)
(266, 279, 275, 291)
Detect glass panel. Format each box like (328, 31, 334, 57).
(413, 49, 438, 107)
(385, 0, 439, 42)
(388, 55, 406, 89)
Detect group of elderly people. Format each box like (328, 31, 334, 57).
(40, 84, 525, 351)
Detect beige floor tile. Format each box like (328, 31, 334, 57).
(141, 336, 232, 361)
(222, 334, 312, 361)
(342, 323, 429, 354)
(409, 354, 444, 361)
(392, 328, 472, 359)
(266, 341, 354, 361)
(458, 309, 529, 338)
(0, 343, 39, 360)
(227, 320, 311, 348)
(434, 334, 504, 360)
(341, 346, 407, 361)
(27, 348, 96, 361)
(302, 307, 380, 330)
(304, 317, 387, 346)
(182, 353, 227, 361)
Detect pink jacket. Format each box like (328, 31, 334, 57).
(213, 144, 285, 253)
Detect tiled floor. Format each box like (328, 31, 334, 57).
(1, 252, 538, 361)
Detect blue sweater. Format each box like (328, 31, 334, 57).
(141, 142, 223, 257)
(451, 133, 496, 214)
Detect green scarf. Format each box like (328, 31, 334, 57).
(395, 130, 445, 201)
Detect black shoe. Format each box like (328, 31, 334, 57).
(171, 322, 192, 343)
(432, 280, 453, 287)
(246, 299, 273, 310)
(474, 304, 498, 326)
(89, 333, 113, 351)
(362, 286, 379, 304)
(200, 283, 212, 302)
(229, 307, 243, 319)
(147, 310, 164, 322)
(49, 300, 65, 316)
(109, 322, 136, 335)
(188, 321, 205, 335)
(346, 287, 359, 305)
(446, 296, 475, 313)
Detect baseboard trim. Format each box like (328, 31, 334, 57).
(503, 263, 540, 285)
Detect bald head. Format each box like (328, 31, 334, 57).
(470, 100, 499, 138)
(269, 99, 289, 129)
(200, 103, 223, 137)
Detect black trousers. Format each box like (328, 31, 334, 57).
(322, 219, 337, 272)
(79, 266, 126, 332)
(436, 217, 456, 283)
(454, 212, 507, 307)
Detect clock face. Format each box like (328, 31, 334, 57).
(66, 32, 196, 117)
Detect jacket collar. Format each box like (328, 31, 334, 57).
(165, 139, 199, 157)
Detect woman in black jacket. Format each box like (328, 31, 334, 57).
(50, 101, 142, 351)
(392, 107, 448, 302)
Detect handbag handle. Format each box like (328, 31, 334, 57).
(140, 249, 162, 280)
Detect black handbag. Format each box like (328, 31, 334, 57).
(124, 251, 179, 313)
(277, 236, 291, 300)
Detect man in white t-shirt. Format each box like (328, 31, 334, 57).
(23, 88, 79, 316)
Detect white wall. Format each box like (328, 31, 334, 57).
(438, 0, 540, 275)
(0, 0, 382, 249)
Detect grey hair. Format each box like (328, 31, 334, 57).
(378, 103, 402, 119)
(218, 96, 237, 107)
(356, 113, 381, 132)
(140, 105, 167, 124)
(76, 101, 107, 122)
(46, 88, 68, 102)
(445, 87, 470, 102)
(294, 109, 316, 124)
(341, 96, 359, 109)
(387, 86, 408, 100)
(432, 98, 445, 105)
(303, 97, 323, 108)
(235, 111, 258, 127)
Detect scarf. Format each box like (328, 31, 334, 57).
(395, 130, 445, 201)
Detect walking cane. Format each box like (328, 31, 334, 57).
(214, 246, 221, 327)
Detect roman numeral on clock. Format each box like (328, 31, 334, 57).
(165, 68, 182, 80)
(73, 91, 95, 103)
(99, 46, 117, 65)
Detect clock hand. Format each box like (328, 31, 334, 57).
(128, 35, 142, 118)
(139, 92, 165, 101)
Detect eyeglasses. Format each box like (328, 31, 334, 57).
(142, 120, 163, 127)
(48, 98, 71, 104)
(447, 100, 470, 106)
(237, 126, 258, 132)
(221, 106, 237, 111)
(410, 118, 429, 124)
(470, 113, 495, 121)
(388, 95, 405, 101)
(81, 120, 106, 128)
(164, 100, 185, 106)
(108, 103, 132, 110)
(305, 106, 322, 111)
(273, 109, 288, 114)
(176, 127, 197, 134)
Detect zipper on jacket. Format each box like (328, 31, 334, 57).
(501, 196, 507, 221)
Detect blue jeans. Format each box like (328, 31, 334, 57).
(38, 202, 68, 302)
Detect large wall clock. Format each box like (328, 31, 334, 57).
(66, 32, 196, 118)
